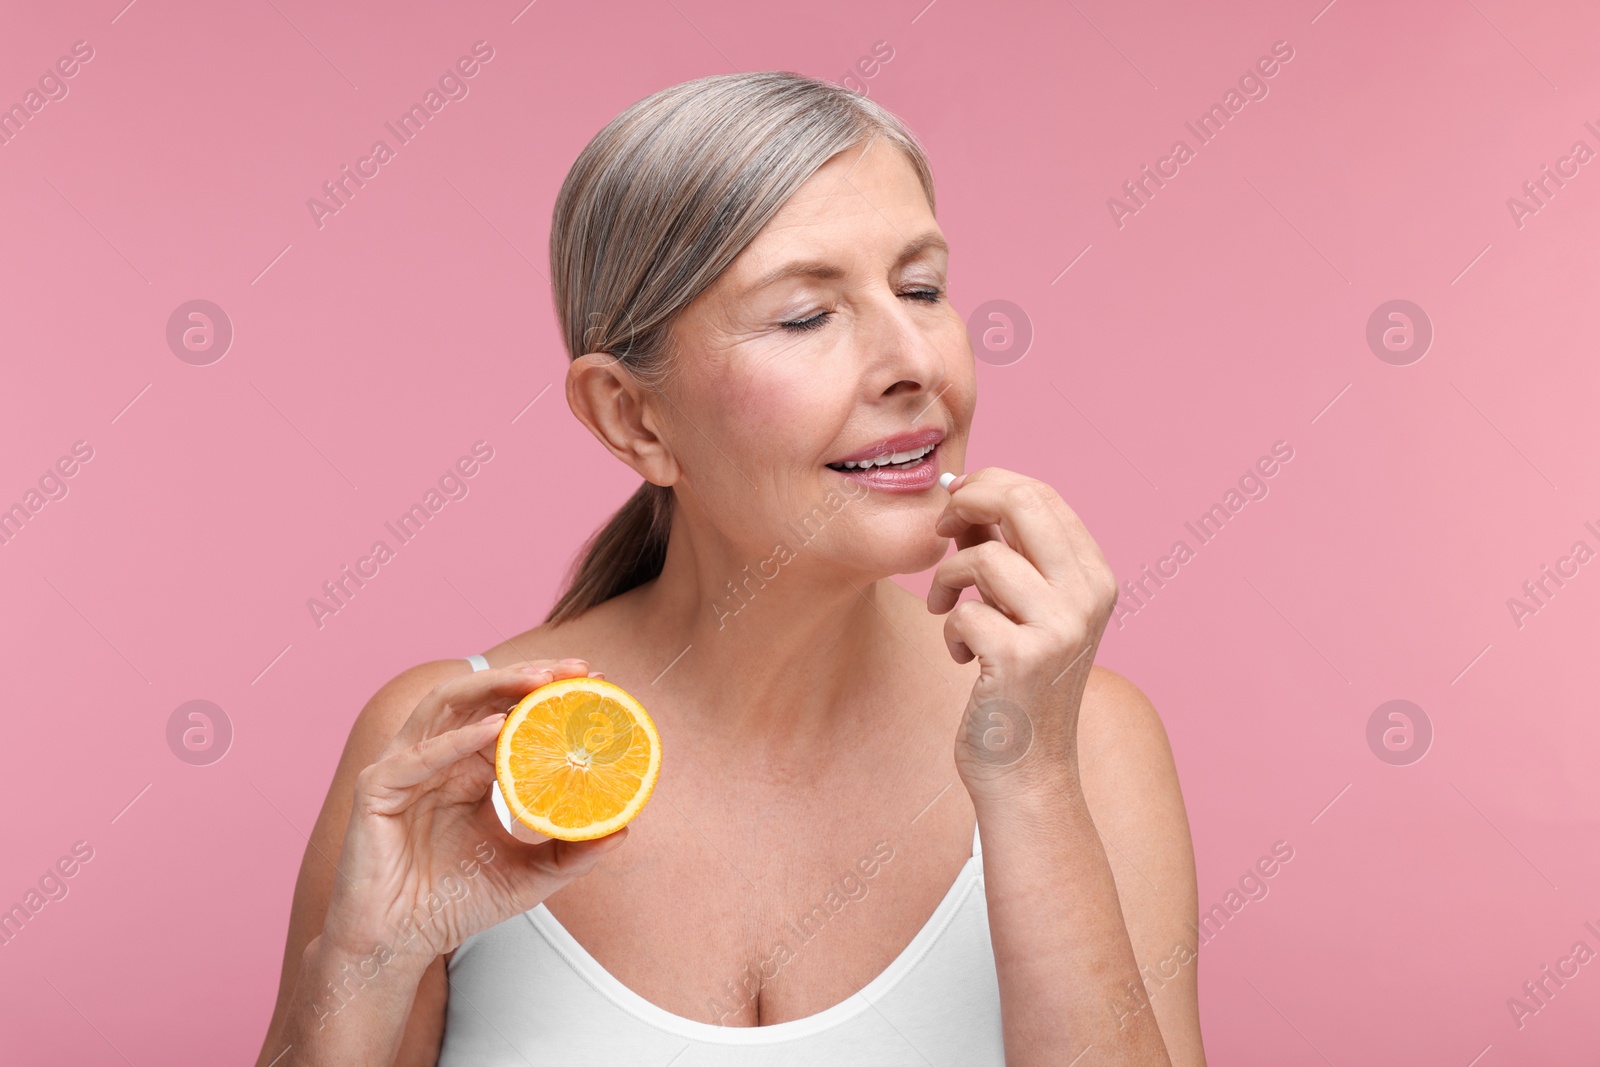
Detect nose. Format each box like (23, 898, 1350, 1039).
(861, 288, 949, 404)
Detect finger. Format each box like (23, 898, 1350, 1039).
(934, 469, 1081, 582)
(952, 520, 1002, 553)
(940, 474, 1002, 552)
(942, 598, 1014, 665)
(515, 831, 633, 895)
(495, 829, 631, 910)
(962, 468, 1114, 580)
(503, 811, 553, 845)
(393, 660, 590, 750)
(528, 828, 631, 878)
(928, 539, 1052, 619)
(363, 713, 507, 807)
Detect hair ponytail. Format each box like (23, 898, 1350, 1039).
(544, 481, 672, 625)
(542, 71, 936, 623)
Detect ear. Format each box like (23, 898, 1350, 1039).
(565, 353, 679, 486)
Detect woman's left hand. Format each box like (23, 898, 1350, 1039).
(926, 467, 1119, 801)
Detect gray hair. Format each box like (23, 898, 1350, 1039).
(545, 70, 936, 624)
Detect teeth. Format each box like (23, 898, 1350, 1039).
(835, 443, 935, 470)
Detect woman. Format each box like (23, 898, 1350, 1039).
(256, 71, 1203, 1066)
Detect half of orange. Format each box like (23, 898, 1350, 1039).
(494, 677, 662, 842)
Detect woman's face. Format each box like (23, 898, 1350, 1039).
(656, 135, 976, 580)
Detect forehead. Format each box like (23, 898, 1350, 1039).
(729, 139, 939, 283)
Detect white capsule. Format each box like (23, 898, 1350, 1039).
(938, 472, 958, 491)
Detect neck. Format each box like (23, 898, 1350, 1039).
(623, 511, 912, 746)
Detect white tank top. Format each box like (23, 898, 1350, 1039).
(439, 654, 1006, 1065)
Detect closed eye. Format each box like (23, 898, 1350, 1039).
(779, 288, 945, 333)
(779, 311, 829, 333)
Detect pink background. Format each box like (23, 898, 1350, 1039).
(3, 0, 1598, 1063)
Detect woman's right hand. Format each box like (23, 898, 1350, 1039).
(318, 658, 628, 972)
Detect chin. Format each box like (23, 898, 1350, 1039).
(893, 531, 953, 576)
(812, 524, 949, 581)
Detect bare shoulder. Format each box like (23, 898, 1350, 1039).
(474, 622, 577, 672)
(343, 657, 479, 759)
(347, 620, 583, 757)
(1075, 663, 1191, 870)
(1078, 665, 1177, 782)
(472, 598, 660, 686)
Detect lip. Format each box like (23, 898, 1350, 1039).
(824, 427, 946, 494)
(825, 427, 946, 466)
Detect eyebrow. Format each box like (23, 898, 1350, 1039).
(743, 230, 949, 294)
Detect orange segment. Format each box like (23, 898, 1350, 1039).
(494, 677, 662, 842)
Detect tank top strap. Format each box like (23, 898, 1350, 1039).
(465, 654, 489, 672)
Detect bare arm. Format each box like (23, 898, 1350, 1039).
(979, 668, 1203, 1065)
(1079, 670, 1202, 1065)
(277, 932, 439, 1065)
(254, 660, 466, 1067)
(929, 467, 1203, 1064)
(257, 658, 625, 1067)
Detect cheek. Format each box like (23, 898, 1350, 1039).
(942, 357, 978, 441)
(720, 364, 843, 469)
(952, 363, 977, 420)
